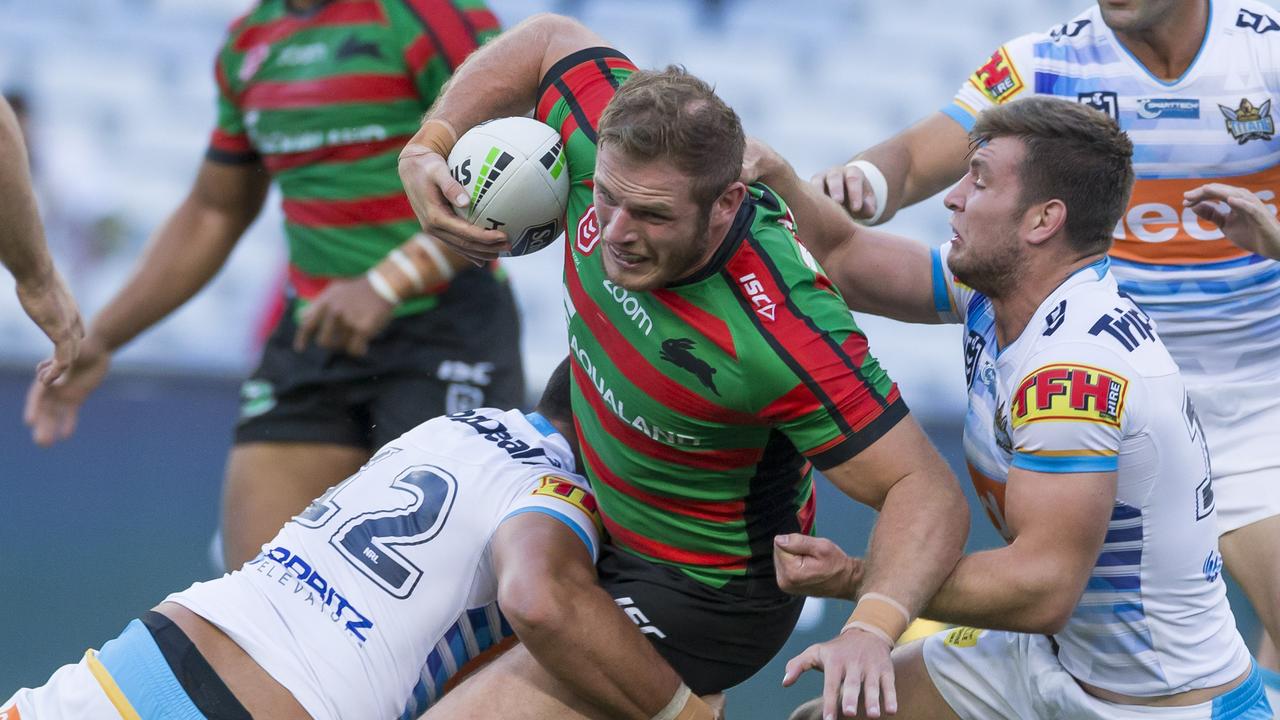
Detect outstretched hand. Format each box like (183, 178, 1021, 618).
(24, 333, 108, 447)
(783, 627, 897, 719)
(1183, 183, 1280, 260)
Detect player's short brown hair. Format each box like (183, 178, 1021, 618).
(971, 97, 1134, 256)
(598, 66, 744, 210)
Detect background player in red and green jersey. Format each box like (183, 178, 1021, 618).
(399, 13, 970, 718)
(23, 0, 524, 570)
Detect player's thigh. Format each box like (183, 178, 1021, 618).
(1221, 514, 1280, 632)
(422, 642, 600, 720)
(595, 546, 803, 695)
(786, 640, 959, 720)
(220, 442, 368, 568)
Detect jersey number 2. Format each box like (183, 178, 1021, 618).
(297, 461, 458, 598)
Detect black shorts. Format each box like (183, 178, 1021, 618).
(597, 545, 804, 695)
(234, 267, 524, 449)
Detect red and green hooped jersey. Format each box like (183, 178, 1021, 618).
(208, 0, 498, 314)
(536, 48, 909, 593)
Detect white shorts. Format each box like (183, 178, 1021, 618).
(1187, 380, 1280, 533)
(921, 628, 1271, 720)
(2, 654, 120, 720)
(2, 618, 207, 720)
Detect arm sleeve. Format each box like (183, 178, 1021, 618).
(943, 33, 1037, 132)
(535, 47, 636, 188)
(205, 48, 260, 166)
(744, 203, 910, 469)
(1008, 344, 1140, 475)
(502, 472, 603, 561)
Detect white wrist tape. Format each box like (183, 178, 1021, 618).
(847, 159, 889, 225)
(651, 683, 692, 720)
(389, 249, 425, 292)
(366, 268, 401, 305)
(413, 233, 457, 283)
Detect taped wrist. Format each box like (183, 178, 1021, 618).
(652, 684, 716, 720)
(370, 233, 457, 300)
(400, 118, 459, 162)
(840, 592, 911, 646)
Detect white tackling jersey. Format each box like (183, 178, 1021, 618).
(948, 0, 1280, 385)
(166, 409, 601, 720)
(931, 245, 1251, 696)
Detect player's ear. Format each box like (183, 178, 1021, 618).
(711, 181, 748, 224)
(1025, 198, 1067, 247)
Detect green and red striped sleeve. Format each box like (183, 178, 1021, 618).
(733, 189, 909, 470)
(535, 47, 636, 183)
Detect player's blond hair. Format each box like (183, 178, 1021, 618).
(971, 97, 1134, 255)
(598, 66, 744, 210)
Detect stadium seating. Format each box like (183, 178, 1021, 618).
(0, 0, 1071, 413)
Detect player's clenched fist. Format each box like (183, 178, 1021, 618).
(811, 162, 879, 222)
(774, 533, 863, 599)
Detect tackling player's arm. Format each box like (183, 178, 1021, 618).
(0, 95, 82, 386)
(744, 138, 941, 323)
(491, 512, 714, 720)
(920, 467, 1115, 632)
(781, 417, 969, 719)
(399, 13, 609, 261)
(811, 112, 971, 224)
(24, 158, 269, 446)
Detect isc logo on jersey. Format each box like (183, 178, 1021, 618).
(533, 475, 603, 531)
(969, 47, 1024, 104)
(1011, 363, 1129, 428)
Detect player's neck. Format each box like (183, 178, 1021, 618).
(1110, 1, 1209, 82)
(990, 253, 1102, 349)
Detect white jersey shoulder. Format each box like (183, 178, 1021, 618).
(947, 0, 1280, 385)
(165, 409, 600, 720)
(931, 245, 1251, 696)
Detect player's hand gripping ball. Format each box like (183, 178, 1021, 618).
(447, 117, 570, 256)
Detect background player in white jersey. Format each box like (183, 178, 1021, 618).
(1, 359, 718, 720)
(750, 97, 1270, 719)
(811, 0, 1280, 701)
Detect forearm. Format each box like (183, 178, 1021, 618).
(921, 545, 1076, 634)
(515, 580, 683, 719)
(90, 199, 243, 351)
(759, 152, 861, 265)
(857, 468, 968, 620)
(852, 113, 971, 225)
(0, 99, 52, 284)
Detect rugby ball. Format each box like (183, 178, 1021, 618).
(448, 117, 570, 256)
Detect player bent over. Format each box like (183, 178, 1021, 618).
(2, 359, 716, 720)
(749, 97, 1272, 719)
